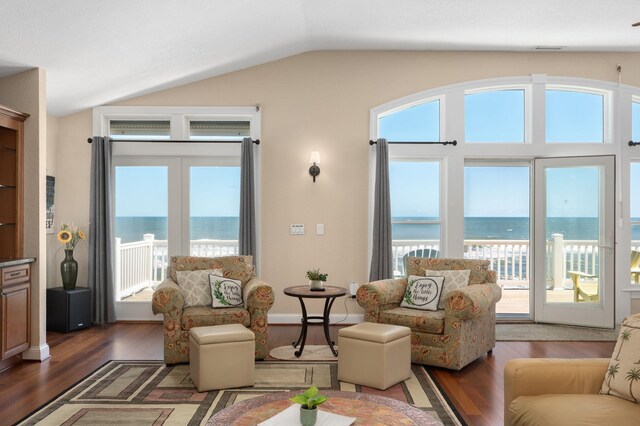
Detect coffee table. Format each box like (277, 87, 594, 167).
(207, 390, 442, 425)
(283, 285, 347, 357)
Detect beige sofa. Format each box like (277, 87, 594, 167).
(504, 358, 640, 426)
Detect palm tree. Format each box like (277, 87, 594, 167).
(626, 368, 640, 402)
(615, 329, 632, 361)
(605, 363, 620, 394)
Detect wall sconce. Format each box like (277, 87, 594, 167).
(309, 151, 320, 182)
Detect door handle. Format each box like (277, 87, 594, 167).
(597, 245, 613, 250)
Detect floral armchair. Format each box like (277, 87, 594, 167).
(152, 255, 274, 364)
(356, 258, 501, 370)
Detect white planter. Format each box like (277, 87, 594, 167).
(309, 280, 323, 289)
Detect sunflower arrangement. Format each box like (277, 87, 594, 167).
(57, 223, 86, 250)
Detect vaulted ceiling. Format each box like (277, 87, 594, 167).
(1, 0, 639, 115)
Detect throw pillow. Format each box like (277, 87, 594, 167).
(209, 273, 244, 308)
(175, 268, 223, 308)
(600, 314, 640, 402)
(423, 269, 471, 309)
(400, 275, 445, 311)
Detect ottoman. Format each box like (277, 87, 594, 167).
(338, 322, 411, 390)
(189, 324, 255, 392)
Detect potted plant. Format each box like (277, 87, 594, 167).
(306, 269, 328, 289)
(290, 385, 328, 426)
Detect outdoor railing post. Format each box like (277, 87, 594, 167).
(551, 233, 565, 290)
(143, 234, 154, 287)
(115, 237, 122, 300)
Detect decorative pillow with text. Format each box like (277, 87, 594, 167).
(400, 275, 445, 311)
(209, 273, 244, 308)
(175, 268, 223, 308)
(600, 313, 640, 403)
(423, 269, 471, 309)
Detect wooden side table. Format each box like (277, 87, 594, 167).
(283, 285, 347, 357)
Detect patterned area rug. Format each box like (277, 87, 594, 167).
(497, 323, 619, 341)
(18, 360, 463, 426)
(269, 345, 337, 360)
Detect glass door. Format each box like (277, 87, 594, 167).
(114, 164, 170, 302)
(184, 160, 241, 257)
(533, 156, 615, 328)
(464, 163, 531, 318)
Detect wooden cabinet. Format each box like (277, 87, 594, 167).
(1, 261, 31, 361)
(0, 104, 28, 260)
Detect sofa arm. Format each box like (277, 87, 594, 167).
(504, 358, 609, 426)
(356, 278, 407, 322)
(445, 282, 501, 320)
(152, 278, 185, 316)
(243, 278, 275, 311)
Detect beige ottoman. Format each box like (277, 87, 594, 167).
(338, 322, 411, 390)
(189, 324, 255, 392)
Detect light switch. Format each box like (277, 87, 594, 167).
(290, 224, 305, 235)
(316, 224, 324, 235)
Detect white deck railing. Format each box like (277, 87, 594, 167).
(114, 234, 239, 300)
(115, 233, 634, 300)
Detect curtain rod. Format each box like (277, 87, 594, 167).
(629, 140, 640, 147)
(87, 138, 260, 145)
(369, 139, 457, 146)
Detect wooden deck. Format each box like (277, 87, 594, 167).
(127, 284, 597, 317)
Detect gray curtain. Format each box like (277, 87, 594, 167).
(369, 138, 393, 281)
(239, 137, 256, 263)
(88, 136, 116, 324)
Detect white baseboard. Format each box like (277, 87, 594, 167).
(268, 313, 364, 324)
(22, 344, 51, 361)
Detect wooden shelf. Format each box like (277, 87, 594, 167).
(0, 104, 25, 260)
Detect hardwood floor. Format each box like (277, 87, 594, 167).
(0, 323, 615, 426)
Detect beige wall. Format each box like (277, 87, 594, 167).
(55, 51, 640, 317)
(0, 68, 48, 359)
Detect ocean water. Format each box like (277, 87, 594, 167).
(116, 216, 605, 243)
(116, 216, 239, 243)
(393, 216, 599, 240)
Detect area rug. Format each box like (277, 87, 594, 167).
(269, 345, 337, 361)
(496, 323, 619, 341)
(18, 360, 463, 426)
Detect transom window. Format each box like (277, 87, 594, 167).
(379, 99, 440, 142)
(546, 88, 604, 143)
(633, 101, 640, 142)
(464, 89, 525, 143)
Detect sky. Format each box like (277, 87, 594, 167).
(384, 89, 610, 218)
(115, 166, 240, 217)
(115, 90, 635, 219)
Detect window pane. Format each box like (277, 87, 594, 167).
(379, 100, 439, 142)
(546, 90, 604, 143)
(110, 120, 170, 140)
(633, 102, 640, 142)
(465, 90, 525, 143)
(464, 166, 530, 316)
(390, 162, 440, 277)
(115, 166, 168, 300)
(189, 120, 250, 141)
(189, 167, 240, 256)
(631, 163, 640, 284)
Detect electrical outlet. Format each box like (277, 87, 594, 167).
(290, 224, 305, 235)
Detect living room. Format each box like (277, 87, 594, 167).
(1, 2, 640, 425)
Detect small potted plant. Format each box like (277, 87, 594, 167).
(306, 269, 328, 290)
(290, 385, 328, 426)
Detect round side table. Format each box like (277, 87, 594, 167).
(283, 285, 348, 357)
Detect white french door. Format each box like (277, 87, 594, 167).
(113, 156, 240, 320)
(533, 156, 615, 328)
